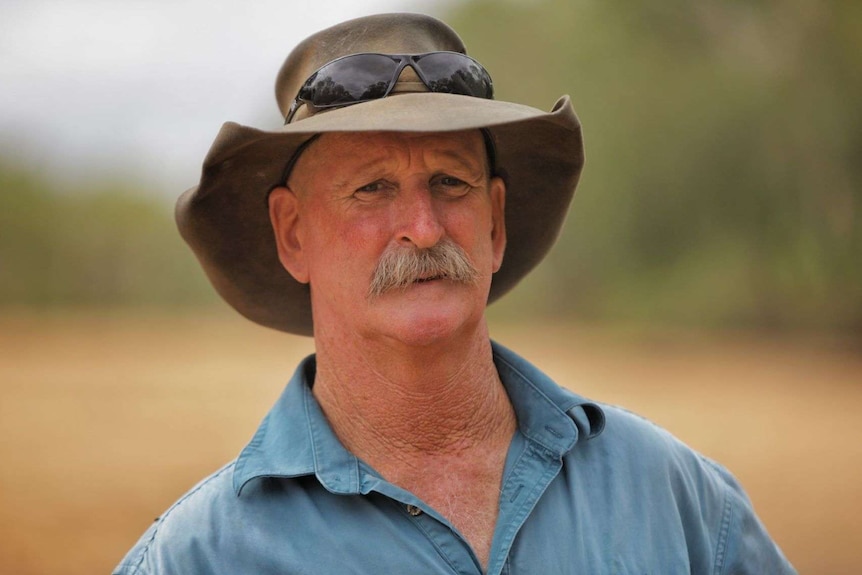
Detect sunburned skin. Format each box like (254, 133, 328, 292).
(269, 130, 506, 349)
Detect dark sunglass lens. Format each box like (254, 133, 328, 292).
(415, 53, 493, 99)
(300, 55, 398, 108)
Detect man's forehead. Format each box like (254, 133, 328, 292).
(314, 130, 485, 158)
(286, 130, 490, 183)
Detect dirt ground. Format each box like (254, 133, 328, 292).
(1, 310, 860, 574)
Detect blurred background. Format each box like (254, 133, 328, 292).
(1, 0, 860, 573)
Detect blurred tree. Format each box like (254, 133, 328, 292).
(447, 0, 861, 333)
(0, 162, 216, 308)
(1, 0, 859, 335)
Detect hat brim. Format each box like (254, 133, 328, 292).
(177, 92, 584, 335)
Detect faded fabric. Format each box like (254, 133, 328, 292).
(114, 342, 795, 575)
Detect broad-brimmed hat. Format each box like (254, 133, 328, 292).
(176, 13, 584, 336)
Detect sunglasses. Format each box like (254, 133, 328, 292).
(285, 51, 494, 124)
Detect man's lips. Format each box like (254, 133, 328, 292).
(414, 274, 446, 284)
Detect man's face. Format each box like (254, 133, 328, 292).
(269, 130, 506, 347)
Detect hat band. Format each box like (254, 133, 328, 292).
(285, 51, 494, 124)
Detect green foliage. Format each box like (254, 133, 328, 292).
(0, 163, 216, 307)
(1, 0, 859, 334)
(447, 0, 861, 332)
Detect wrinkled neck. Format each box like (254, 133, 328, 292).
(311, 326, 515, 459)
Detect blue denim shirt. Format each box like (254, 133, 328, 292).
(114, 342, 795, 574)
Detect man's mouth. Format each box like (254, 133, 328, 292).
(414, 274, 446, 284)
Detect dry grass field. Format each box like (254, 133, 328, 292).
(1, 310, 860, 574)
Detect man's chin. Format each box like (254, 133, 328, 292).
(373, 297, 487, 347)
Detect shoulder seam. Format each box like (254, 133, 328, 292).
(123, 462, 236, 574)
(713, 481, 733, 575)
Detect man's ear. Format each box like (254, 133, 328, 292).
(269, 186, 309, 284)
(489, 176, 507, 273)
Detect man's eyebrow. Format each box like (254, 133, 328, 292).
(433, 148, 488, 175)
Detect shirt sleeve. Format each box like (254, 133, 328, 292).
(705, 459, 798, 575)
(112, 520, 158, 575)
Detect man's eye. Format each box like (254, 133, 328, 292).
(353, 181, 395, 199)
(439, 176, 466, 187)
(356, 182, 382, 193)
(432, 175, 471, 197)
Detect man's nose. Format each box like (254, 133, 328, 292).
(395, 185, 444, 249)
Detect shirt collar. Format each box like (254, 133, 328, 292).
(232, 341, 604, 496)
(491, 340, 604, 454)
(232, 355, 361, 495)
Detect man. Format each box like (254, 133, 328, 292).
(115, 13, 795, 575)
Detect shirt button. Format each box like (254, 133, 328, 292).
(406, 504, 423, 516)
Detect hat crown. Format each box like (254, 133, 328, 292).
(275, 13, 467, 118)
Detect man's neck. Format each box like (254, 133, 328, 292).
(311, 323, 516, 569)
(310, 324, 515, 460)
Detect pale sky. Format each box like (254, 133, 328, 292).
(0, 0, 455, 195)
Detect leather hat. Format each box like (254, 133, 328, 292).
(176, 12, 584, 335)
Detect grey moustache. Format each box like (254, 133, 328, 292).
(368, 239, 479, 298)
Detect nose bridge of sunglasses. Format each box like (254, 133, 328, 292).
(390, 64, 430, 94)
